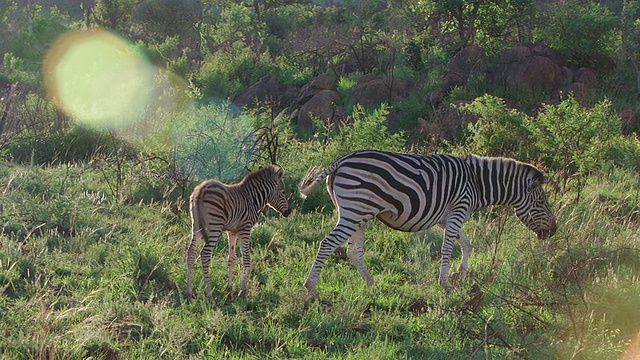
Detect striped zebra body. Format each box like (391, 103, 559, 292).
(186, 165, 291, 301)
(299, 150, 556, 295)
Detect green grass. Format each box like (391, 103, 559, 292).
(0, 163, 638, 359)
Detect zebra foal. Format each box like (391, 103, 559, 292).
(185, 165, 291, 301)
(299, 150, 557, 296)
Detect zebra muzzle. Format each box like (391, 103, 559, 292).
(536, 219, 557, 239)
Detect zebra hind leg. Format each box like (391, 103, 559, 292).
(238, 230, 252, 299)
(347, 225, 374, 287)
(304, 220, 357, 297)
(200, 228, 223, 300)
(185, 231, 202, 301)
(226, 231, 239, 302)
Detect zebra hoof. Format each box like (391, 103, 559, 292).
(449, 271, 466, 286)
(439, 279, 455, 294)
(304, 283, 317, 299)
(184, 291, 194, 303)
(225, 292, 236, 303)
(238, 290, 248, 299)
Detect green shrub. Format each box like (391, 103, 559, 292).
(529, 96, 621, 190)
(331, 104, 406, 155)
(585, 134, 640, 173)
(196, 48, 280, 100)
(172, 103, 257, 182)
(462, 94, 535, 160)
(4, 126, 134, 165)
(533, 1, 618, 66)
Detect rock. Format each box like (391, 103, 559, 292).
(442, 72, 466, 90)
(233, 74, 282, 109)
(352, 76, 412, 108)
(424, 88, 448, 105)
(297, 90, 343, 134)
(558, 82, 589, 103)
(352, 77, 390, 107)
(574, 67, 597, 87)
(447, 44, 488, 79)
(295, 73, 337, 105)
(494, 48, 564, 93)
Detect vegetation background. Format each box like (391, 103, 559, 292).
(0, 0, 639, 359)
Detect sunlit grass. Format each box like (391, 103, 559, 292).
(0, 163, 638, 359)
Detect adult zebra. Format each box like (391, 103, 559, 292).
(186, 165, 291, 301)
(299, 150, 557, 295)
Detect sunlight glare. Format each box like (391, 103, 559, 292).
(44, 29, 154, 129)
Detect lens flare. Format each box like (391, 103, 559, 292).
(44, 29, 154, 129)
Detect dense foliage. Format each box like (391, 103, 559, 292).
(0, 0, 639, 359)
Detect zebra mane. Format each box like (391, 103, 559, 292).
(465, 154, 547, 182)
(244, 165, 284, 184)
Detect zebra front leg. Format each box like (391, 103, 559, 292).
(238, 230, 252, 299)
(439, 220, 465, 293)
(201, 229, 222, 300)
(226, 231, 239, 301)
(304, 221, 354, 297)
(347, 225, 374, 287)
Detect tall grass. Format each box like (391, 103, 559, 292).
(0, 162, 638, 359)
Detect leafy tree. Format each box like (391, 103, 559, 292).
(393, 0, 535, 51)
(172, 103, 257, 182)
(533, 0, 617, 66)
(620, 0, 640, 96)
(0, 1, 17, 57)
(91, 0, 138, 33)
(132, 0, 202, 54)
(10, 6, 70, 67)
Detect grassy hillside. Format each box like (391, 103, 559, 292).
(0, 161, 638, 359)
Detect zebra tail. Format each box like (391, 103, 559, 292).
(299, 166, 327, 199)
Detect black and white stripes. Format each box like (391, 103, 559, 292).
(185, 165, 291, 301)
(299, 150, 557, 295)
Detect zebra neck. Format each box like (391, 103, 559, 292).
(239, 180, 269, 212)
(468, 157, 523, 208)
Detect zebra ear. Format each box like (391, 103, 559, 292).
(527, 173, 546, 189)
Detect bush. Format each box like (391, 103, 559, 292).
(586, 134, 640, 173)
(196, 48, 280, 100)
(529, 96, 621, 190)
(462, 95, 535, 160)
(172, 103, 257, 182)
(331, 104, 406, 155)
(4, 126, 133, 165)
(533, 1, 618, 66)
